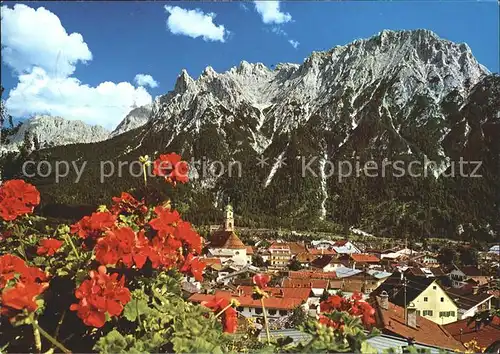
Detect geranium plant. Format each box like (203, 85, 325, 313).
(0, 153, 381, 353)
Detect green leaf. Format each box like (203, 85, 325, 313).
(123, 297, 150, 322)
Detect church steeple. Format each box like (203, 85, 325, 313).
(224, 204, 234, 231)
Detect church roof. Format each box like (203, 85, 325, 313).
(209, 230, 246, 249)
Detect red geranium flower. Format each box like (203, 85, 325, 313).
(252, 274, 271, 288)
(222, 307, 238, 333)
(201, 295, 238, 333)
(351, 292, 363, 301)
(0, 254, 47, 288)
(70, 211, 116, 240)
(70, 266, 131, 328)
(0, 180, 40, 221)
(318, 315, 344, 332)
(153, 153, 189, 185)
(148, 236, 180, 269)
(95, 227, 150, 269)
(175, 220, 202, 254)
(320, 294, 343, 312)
(0, 254, 28, 288)
(319, 293, 376, 329)
(149, 206, 181, 237)
(180, 253, 206, 281)
(111, 192, 148, 217)
(1, 281, 48, 313)
(37, 238, 64, 256)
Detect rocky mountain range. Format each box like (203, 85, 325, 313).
(1, 115, 110, 152)
(6, 29, 499, 241)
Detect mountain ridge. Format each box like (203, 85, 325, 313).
(6, 29, 499, 242)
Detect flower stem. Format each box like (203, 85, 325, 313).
(260, 297, 271, 345)
(142, 164, 148, 187)
(33, 321, 42, 353)
(32, 320, 72, 354)
(64, 234, 80, 260)
(214, 303, 233, 319)
(53, 310, 66, 339)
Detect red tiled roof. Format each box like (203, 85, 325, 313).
(350, 254, 380, 263)
(295, 252, 319, 263)
(287, 242, 307, 255)
(235, 286, 311, 301)
(202, 258, 222, 266)
(246, 246, 254, 255)
(209, 230, 246, 249)
(443, 316, 500, 349)
(188, 291, 305, 310)
(370, 296, 465, 350)
(308, 249, 337, 255)
(282, 278, 329, 289)
(460, 266, 486, 277)
(288, 270, 337, 279)
(269, 242, 290, 250)
(334, 240, 349, 246)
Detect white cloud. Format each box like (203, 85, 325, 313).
(1, 4, 153, 130)
(288, 39, 299, 49)
(134, 74, 159, 88)
(164, 6, 228, 42)
(271, 26, 287, 36)
(1, 4, 92, 77)
(6, 67, 152, 129)
(254, 1, 292, 24)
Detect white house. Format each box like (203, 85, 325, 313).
(446, 288, 495, 320)
(311, 240, 336, 250)
(332, 240, 361, 255)
(188, 287, 312, 322)
(448, 265, 490, 288)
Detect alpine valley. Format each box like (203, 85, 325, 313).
(4, 29, 499, 242)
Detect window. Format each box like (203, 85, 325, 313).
(416, 310, 421, 316)
(433, 286, 437, 290)
(268, 309, 277, 316)
(424, 297, 428, 302)
(237, 306, 243, 312)
(439, 312, 455, 318)
(423, 310, 433, 316)
(255, 308, 263, 314)
(440, 297, 444, 302)
(279, 310, 288, 316)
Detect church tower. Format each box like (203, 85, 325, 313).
(224, 204, 234, 231)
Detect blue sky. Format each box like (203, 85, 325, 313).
(1, 1, 498, 130)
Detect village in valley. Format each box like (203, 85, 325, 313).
(183, 204, 500, 352)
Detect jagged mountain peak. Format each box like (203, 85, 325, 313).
(110, 104, 153, 138)
(146, 29, 488, 140)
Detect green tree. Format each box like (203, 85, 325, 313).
(286, 306, 308, 328)
(320, 289, 330, 302)
(437, 246, 456, 266)
(288, 257, 303, 271)
(459, 247, 479, 266)
(251, 254, 265, 268)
